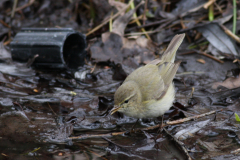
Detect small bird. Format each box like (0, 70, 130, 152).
(110, 34, 185, 120)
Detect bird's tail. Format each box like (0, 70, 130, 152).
(161, 33, 185, 63)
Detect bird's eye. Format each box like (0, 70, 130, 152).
(124, 100, 129, 103)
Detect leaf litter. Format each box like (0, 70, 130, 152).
(0, 0, 240, 159)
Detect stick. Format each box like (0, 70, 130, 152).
(203, 0, 216, 9)
(221, 24, 240, 44)
(200, 52, 224, 64)
(0, 19, 10, 28)
(163, 128, 192, 160)
(8, 0, 35, 16)
(181, 49, 224, 63)
(231, 148, 240, 154)
(86, 0, 134, 36)
(11, 0, 18, 18)
(69, 110, 219, 140)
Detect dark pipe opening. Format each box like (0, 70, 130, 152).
(63, 33, 86, 69)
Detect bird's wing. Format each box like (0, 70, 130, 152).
(124, 34, 184, 101)
(156, 61, 180, 100)
(153, 34, 184, 99)
(123, 64, 165, 101)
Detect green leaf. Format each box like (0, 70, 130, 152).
(235, 113, 240, 122)
(146, 11, 155, 18)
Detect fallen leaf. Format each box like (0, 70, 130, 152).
(172, 0, 207, 17)
(90, 4, 157, 67)
(197, 139, 219, 151)
(197, 23, 239, 56)
(0, 41, 12, 61)
(108, 0, 127, 14)
(212, 74, 240, 89)
(90, 32, 123, 63)
(112, 7, 136, 36)
(174, 119, 211, 140)
(197, 59, 206, 64)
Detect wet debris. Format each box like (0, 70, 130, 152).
(1, 0, 240, 159)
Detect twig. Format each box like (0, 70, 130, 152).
(90, 64, 96, 73)
(130, 1, 151, 40)
(69, 110, 219, 140)
(172, 105, 197, 116)
(70, 133, 113, 140)
(179, 51, 196, 55)
(200, 52, 224, 64)
(214, 2, 222, 13)
(163, 128, 192, 160)
(12, 102, 32, 123)
(26, 54, 39, 67)
(125, 19, 169, 32)
(128, 14, 144, 24)
(231, 148, 240, 154)
(3, 39, 12, 46)
(1, 153, 8, 157)
(0, 19, 10, 28)
(28, 147, 41, 154)
(176, 71, 205, 76)
(180, 18, 187, 29)
(220, 24, 240, 44)
(13, 101, 24, 111)
(86, 0, 134, 36)
(203, 0, 215, 9)
(8, 0, 35, 15)
(192, 49, 224, 63)
(148, 110, 219, 129)
(86, 148, 108, 160)
(47, 102, 57, 116)
(183, 47, 223, 64)
(11, 0, 18, 18)
(109, 11, 113, 32)
(143, 0, 148, 25)
(124, 30, 159, 36)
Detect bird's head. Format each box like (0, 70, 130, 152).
(110, 81, 142, 115)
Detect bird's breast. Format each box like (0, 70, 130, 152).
(141, 83, 175, 118)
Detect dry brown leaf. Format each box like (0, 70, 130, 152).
(108, 0, 127, 14)
(196, 59, 206, 64)
(212, 74, 240, 89)
(203, 0, 216, 9)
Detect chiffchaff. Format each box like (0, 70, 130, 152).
(110, 34, 185, 119)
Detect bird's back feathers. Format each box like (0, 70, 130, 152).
(123, 34, 185, 102)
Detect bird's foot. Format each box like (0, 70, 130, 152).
(157, 115, 164, 133)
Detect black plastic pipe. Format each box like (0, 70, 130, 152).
(10, 28, 86, 69)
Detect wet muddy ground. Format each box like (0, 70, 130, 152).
(0, 52, 240, 160)
(1, 0, 240, 160)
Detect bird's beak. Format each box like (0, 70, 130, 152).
(110, 105, 121, 115)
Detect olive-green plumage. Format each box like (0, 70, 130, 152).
(111, 34, 185, 118)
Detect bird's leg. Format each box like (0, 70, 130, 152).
(158, 115, 164, 133)
(130, 119, 139, 133)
